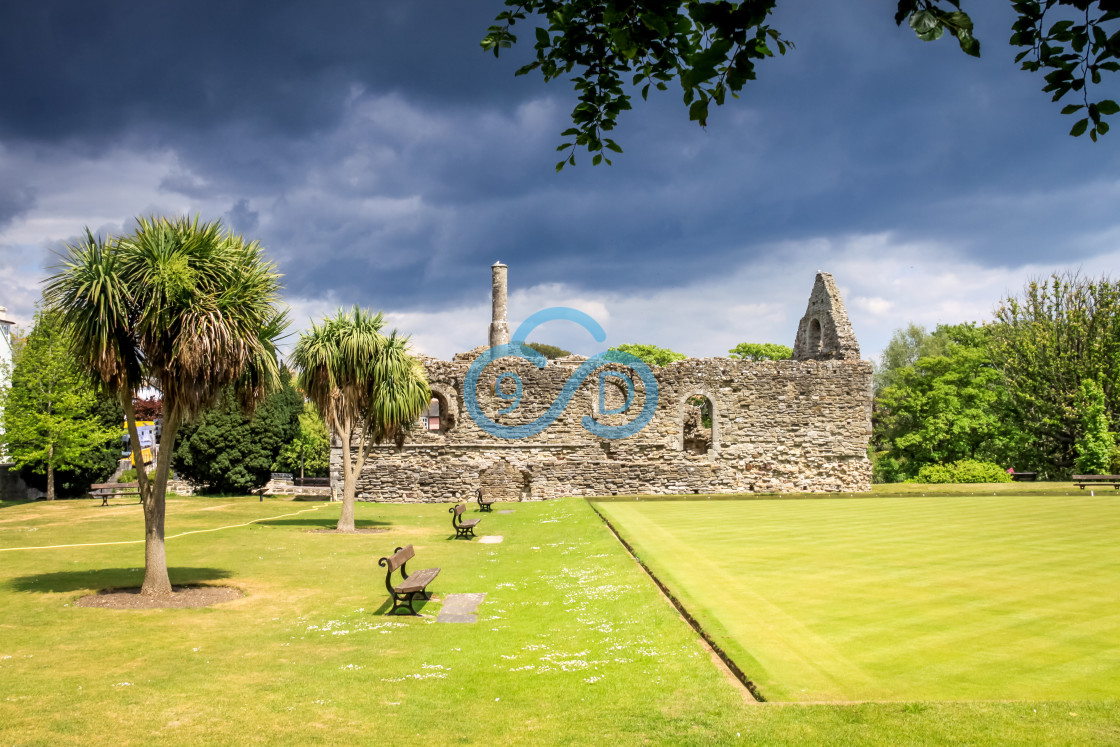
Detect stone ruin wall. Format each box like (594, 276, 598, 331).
(332, 354, 872, 502)
(332, 269, 873, 502)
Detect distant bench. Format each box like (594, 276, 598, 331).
(378, 544, 440, 616)
(450, 502, 481, 539)
(1072, 474, 1120, 490)
(1009, 472, 1037, 482)
(90, 481, 141, 506)
(476, 488, 496, 512)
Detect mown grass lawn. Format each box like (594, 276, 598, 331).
(1, 494, 1118, 745)
(594, 494, 1120, 704)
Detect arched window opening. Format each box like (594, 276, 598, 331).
(807, 318, 823, 355)
(683, 395, 714, 455)
(423, 391, 455, 434)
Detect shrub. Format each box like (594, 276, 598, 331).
(912, 459, 1013, 484)
(871, 452, 906, 484)
(118, 469, 137, 483)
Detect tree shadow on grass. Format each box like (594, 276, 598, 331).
(254, 517, 390, 529)
(7, 567, 232, 594)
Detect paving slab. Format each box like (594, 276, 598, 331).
(437, 592, 486, 623)
(478, 535, 504, 544)
(497, 510, 515, 514)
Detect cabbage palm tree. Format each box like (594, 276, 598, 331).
(45, 216, 286, 595)
(292, 307, 430, 532)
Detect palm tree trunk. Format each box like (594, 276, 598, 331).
(46, 445, 55, 500)
(139, 408, 179, 596)
(336, 417, 362, 532)
(338, 467, 356, 531)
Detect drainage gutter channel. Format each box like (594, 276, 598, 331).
(589, 502, 766, 703)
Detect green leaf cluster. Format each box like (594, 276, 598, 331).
(895, 1, 981, 56)
(485, 1, 1117, 166)
(727, 341, 791, 361)
(0, 310, 122, 498)
(524, 341, 573, 359)
(483, 0, 789, 168)
(608, 342, 686, 367)
(173, 369, 303, 493)
(870, 451, 908, 484)
(272, 402, 331, 478)
(1073, 378, 1114, 474)
(1010, 0, 1120, 141)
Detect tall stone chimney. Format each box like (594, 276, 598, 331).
(488, 262, 510, 347)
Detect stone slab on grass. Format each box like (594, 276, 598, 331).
(479, 535, 504, 544)
(497, 510, 515, 514)
(437, 593, 486, 623)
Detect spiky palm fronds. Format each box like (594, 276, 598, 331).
(292, 306, 430, 443)
(43, 230, 141, 394)
(117, 215, 286, 421)
(45, 216, 287, 417)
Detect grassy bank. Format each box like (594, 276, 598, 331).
(1, 495, 1118, 745)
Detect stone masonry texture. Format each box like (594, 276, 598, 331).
(332, 270, 872, 502)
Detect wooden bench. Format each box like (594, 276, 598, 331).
(476, 487, 496, 512)
(1009, 471, 1038, 482)
(378, 545, 440, 616)
(1072, 474, 1120, 490)
(450, 502, 481, 539)
(90, 481, 141, 506)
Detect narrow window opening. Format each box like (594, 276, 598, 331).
(683, 395, 714, 455)
(807, 318, 823, 355)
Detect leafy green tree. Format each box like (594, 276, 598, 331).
(608, 343, 686, 367)
(524, 342, 572, 359)
(873, 323, 951, 395)
(291, 307, 431, 532)
(874, 323, 1024, 477)
(483, 1, 1119, 166)
(989, 272, 1120, 476)
(174, 369, 302, 493)
(1074, 379, 1114, 474)
(273, 402, 331, 479)
(0, 310, 120, 499)
(18, 386, 124, 498)
(45, 217, 286, 595)
(728, 342, 791, 361)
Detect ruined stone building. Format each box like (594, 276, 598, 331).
(331, 265, 873, 502)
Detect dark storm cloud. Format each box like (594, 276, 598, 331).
(0, 0, 526, 144)
(3, 0, 1117, 332)
(224, 198, 259, 235)
(0, 184, 36, 231)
